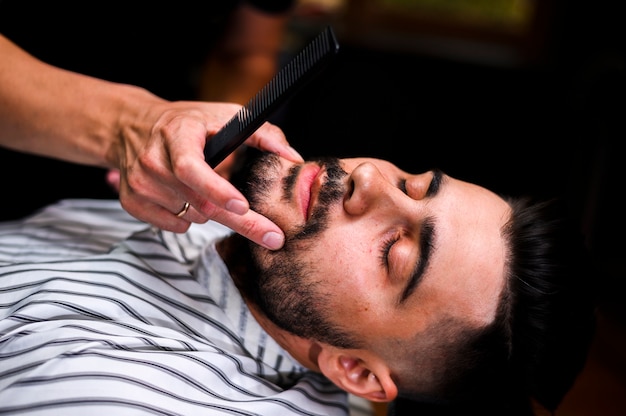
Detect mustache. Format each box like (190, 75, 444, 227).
(235, 150, 282, 207)
(290, 156, 347, 242)
(235, 150, 347, 245)
(310, 156, 346, 209)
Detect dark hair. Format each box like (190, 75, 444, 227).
(390, 196, 598, 415)
(503, 197, 597, 411)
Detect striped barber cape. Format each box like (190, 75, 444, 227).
(0, 199, 348, 415)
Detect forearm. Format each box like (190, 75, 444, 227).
(0, 33, 160, 168)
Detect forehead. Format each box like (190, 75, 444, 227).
(420, 180, 510, 326)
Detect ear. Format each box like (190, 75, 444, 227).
(316, 346, 398, 402)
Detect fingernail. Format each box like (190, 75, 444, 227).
(226, 199, 248, 215)
(262, 231, 284, 250)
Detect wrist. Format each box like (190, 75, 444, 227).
(108, 84, 166, 168)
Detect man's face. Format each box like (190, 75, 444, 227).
(241, 153, 510, 347)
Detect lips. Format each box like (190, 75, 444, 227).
(297, 164, 322, 220)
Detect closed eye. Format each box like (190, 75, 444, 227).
(379, 233, 400, 270)
(379, 179, 409, 269)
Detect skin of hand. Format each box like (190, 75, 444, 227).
(109, 99, 303, 250)
(0, 33, 302, 250)
(110, 3, 296, 250)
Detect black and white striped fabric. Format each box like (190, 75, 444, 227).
(0, 199, 349, 415)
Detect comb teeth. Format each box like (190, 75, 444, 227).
(204, 26, 340, 168)
(240, 27, 338, 126)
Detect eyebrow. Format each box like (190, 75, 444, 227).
(398, 169, 444, 304)
(399, 218, 435, 304)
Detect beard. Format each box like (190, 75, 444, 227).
(231, 148, 347, 245)
(223, 149, 353, 345)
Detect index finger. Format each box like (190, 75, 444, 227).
(175, 157, 286, 250)
(209, 205, 285, 250)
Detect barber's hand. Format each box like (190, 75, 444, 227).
(109, 100, 302, 250)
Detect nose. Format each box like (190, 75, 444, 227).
(343, 162, 396, 216)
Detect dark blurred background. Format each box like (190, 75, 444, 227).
(0, 1, 624, 414)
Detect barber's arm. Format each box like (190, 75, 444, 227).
(0, 33, 301, 250)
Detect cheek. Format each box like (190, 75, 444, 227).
(310, 232, 383, 316)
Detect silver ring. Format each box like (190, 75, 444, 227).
(175, 201, 190, 218)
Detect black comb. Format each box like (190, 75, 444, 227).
(204, 25, 340, 168)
